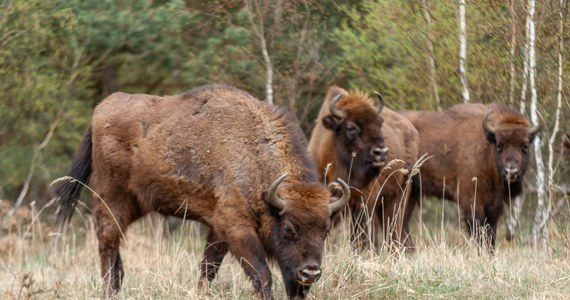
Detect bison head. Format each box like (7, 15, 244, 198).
(263, 173, 349, 299)
(482, 106, 544, 184)
(322, 91, 388, 186)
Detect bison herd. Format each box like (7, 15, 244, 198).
(53, 84, 545, 299)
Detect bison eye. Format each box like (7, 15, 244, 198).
(345, 122, 361, 140)
(323, 223, 331, 237)
(283, 219, 298, 240)
(521, 143, 529, 154)
(497, 142, 503, 153)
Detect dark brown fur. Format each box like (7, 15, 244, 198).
(400, 103, 542, 252)
(308, 86, 419, 252)
(53, 84, 348, 299)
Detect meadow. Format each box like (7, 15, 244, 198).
(1, 195, 569, 299)
(1, 1, 569, 299)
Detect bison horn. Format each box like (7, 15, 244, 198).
(328, 178, 350, 213)
(529, 110, 545, 136)
(267, 173, 288, 210)
(373, 91, 385, 114)
(329, 93, 346, 119)
(481, 109, 496, 135)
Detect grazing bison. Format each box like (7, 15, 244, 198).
(52, 84, 350, 299)
(308, 86, 419, 252)
(400, 103, 543, 252)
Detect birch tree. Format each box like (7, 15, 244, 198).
(419, 0, 441, 110)
(506, 0, 525, 241)
(458, 0, 469, 103)
(246, 0, 274, 105)
(507, 0, 518, 105)
(528, 0, 549, 246)
(549, 0, 567, 217)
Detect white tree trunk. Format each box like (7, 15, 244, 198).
(520, 14, 530, 113)
(528, 0, 549, 247)
(508, 0, 518, 105)
(506, 1, 530, 240)
(419, 0, 441, 110)
(548, 0, 566, 218)
(458, 0, 469, 103)
(261, 36, 274, 105)
(506, 189, 525, 241)
(246, 0, 274, 105)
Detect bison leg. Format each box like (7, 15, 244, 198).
(396, 193, 417, 252)
(463, 206, 497, 254)
(349, 200, 379, 253)
(379, 197, 405, 252)
(198, 229, 228, 288)
(97, 215, 124, 295)
(94, 195, 142, 296)
(480, 217, 498, 254)
(384, 193, 416, 252)
(225, 228, 273, 299)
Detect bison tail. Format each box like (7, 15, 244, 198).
(409, 173, 421, 204)
(52, 126, 93, 226)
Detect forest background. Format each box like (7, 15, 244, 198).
(1, 0, 569, 239)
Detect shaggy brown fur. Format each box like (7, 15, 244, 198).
(308, 86, 419, 252)
(400, 103, 543, 252)
(53, 84, 349, 299)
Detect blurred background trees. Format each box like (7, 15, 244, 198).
(0, 0, 568, 240)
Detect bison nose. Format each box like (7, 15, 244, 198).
(370, 146, 388, 167)
(372, 146, 388, 156)
(503, 167, 520, 182)
(297, 264, 322, 285)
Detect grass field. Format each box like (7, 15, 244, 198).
(1, 197, 569, 299)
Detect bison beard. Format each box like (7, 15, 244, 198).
(51, 84, 350, 299)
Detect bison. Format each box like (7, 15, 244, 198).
(400, 103, 543, 252)
(52, 84, 350, 299)
(308, 86, 419, 252)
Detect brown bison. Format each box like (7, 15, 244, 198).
(308, 86, 419, 252)
(52, 84, 350, 299)
(400, 103, 543, 252)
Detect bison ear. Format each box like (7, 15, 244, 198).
(262, 192, 277, 213)
(528, 132, 538, 144)
(262, 191, 285, 214)
(322, 116, 339, 131)
(485, 131, 496, 144)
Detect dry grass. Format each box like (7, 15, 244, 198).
(1, 198, 569, 299)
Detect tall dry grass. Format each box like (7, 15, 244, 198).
(1, 195, 569, 299)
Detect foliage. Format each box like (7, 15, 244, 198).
(0, 0, 568, 205)
(0, 0, 91, 199)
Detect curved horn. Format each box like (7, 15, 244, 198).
(481, 109, 496, 135)
(267, 173, 288, 210)
(328, 178, 350, 213)
(329, 93, 346, 119)
(529, 110, 545, 136)
(373, 91, 385, 114)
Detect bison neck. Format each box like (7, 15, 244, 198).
(336, 155, 380, 188)
(502, 180, 523, 201)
